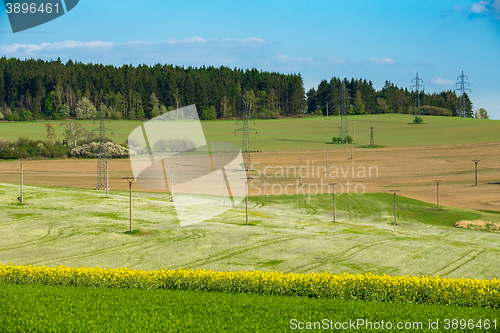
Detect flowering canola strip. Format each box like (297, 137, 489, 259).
(0, 264, 498, 308)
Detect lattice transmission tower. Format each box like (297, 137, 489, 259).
(455, 71, 471, 117)
(411, 73, 424, 116)
(92, 108, 113, 190)
(339, 82, 350, 143)
(234, 103, 257, 170)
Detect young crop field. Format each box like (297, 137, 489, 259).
(0, 182, 499, 279)
(0, 114, 499, 151)
(2, 284, 498, 333)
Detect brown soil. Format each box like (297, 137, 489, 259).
(455, 220, 500, 232)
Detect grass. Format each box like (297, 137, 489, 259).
(260, 193, 482, 227)
(0, 283, 498, 332)
(0, 182, 499, 279)
(1, 114, 499, 151)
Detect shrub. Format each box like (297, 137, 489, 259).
(332, 136, 352, 144)
(71, 142, 129, 158)
(201, 107, 217, 120)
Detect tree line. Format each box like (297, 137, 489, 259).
(0, 57, 306, 121)
(0, 57, 473, 121)
(307, 78, 472, 117)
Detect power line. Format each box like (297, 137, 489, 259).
(455, 71, 471, 117)
(339, 82, 351, 142)
(234, 103, 257, 170)
(92, 108, 113, 190)
(411, 73, 424, 116)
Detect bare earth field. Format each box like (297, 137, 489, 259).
(0, 141, 498, 211)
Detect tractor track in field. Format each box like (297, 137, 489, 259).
(398, 204, 417, 221)
(117, 243, 172, 269)
(299, 200, 317, 215)
(28, 231, 191, 267)
(343, 196, 364, 221)
(344, 197, 354, 221)
(286, 240, 390, 274)
(28, 241, 142, 267)
(169, 235, 303, 270)
(115, 230, 209, 268)
(0, 226, 76, 252)
(431, 249, 486, 277)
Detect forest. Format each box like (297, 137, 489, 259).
(307, 78, 472, 117)
(0, 57, 472, 121)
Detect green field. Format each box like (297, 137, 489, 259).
(1, 114, 499, 151)
(1, 284, 498, 333)
(2, 114, 500, 331)
(1, 182, 499, 278)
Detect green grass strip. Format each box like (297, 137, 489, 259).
(1, 284, 498, 333)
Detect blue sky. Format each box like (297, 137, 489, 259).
(1, 0, 499, 118)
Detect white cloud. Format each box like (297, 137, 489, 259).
(167, 36, 206, 44)
(492, 0, 500, 18)
(276, 54, 313, 65)
(468, 0, 500, 19)
(275, 54, 348, 69)
(430, 77, 455, 86)
(369, 57, 396, 65)
(471, 1, 490, 14)
(0, 37, 271, 66)
(325, 57, 347, 65)
(214, 37, 266, 45)
(0, 41, 113, 54)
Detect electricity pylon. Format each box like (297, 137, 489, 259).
(92, 107, 113, 190)
(456, 71, 471, 118)
(234, 103, 257, 170)
(339, 82, 350, 143)
(411, 73, 424, 116)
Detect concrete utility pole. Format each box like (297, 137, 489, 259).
(472, 160, 480, 186)
(389, 189, 400, 225)
(239, 177, 253, 225)
(122, 177, 135, 232)
(350, 140, 353, 160)
(326, 149, 329, 173)
(164, 166, 178, 201)
(105, 161, 109, 198)
(433, 179, 442, 210)
(370, 126, 374, 147)
(220, 173, 231, 207)
(329, 183, 340, 222)
(326, 101, 329, 120)
(171, 168, 174, 197)
(19, 160, 23, 204)
(296, 158, 303, 185)
(264, 174, 269, 202)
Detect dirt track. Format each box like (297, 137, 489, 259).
(0, 141, 498, 211)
